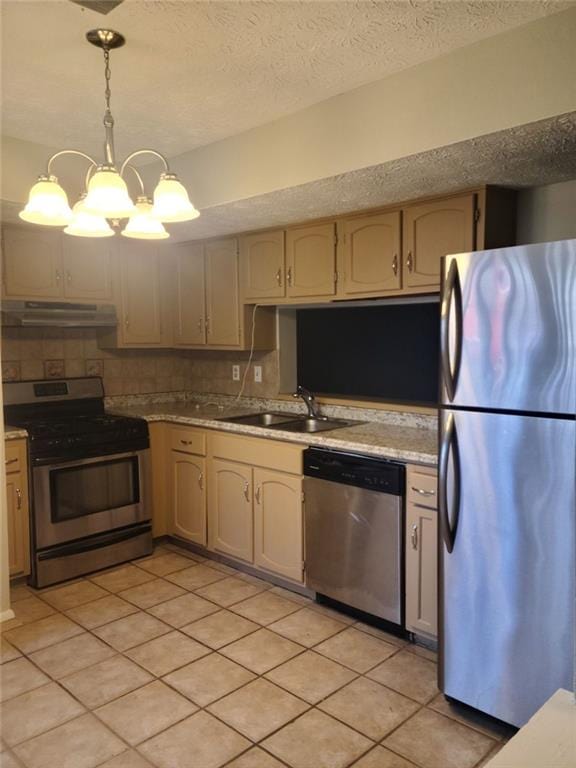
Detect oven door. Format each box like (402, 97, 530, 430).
(33, 449, 150, 549)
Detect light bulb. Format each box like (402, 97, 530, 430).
(64, 196, 115, 238)
(83, 165, 136, 218)
(121, 197, 169, 240)
(19, 175, 73, 226)
(151, 172, 199, 223)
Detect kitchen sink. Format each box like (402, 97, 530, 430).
(222, 412, 298, 427)
(220, 412, 360, 433)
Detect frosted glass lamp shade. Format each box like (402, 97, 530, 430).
(121, 198, 169, 240)
(64, 197, 114, 238)
(83, 166, 136, 218)
(151, 173, 199, 223)
(19, 175, 73, 226)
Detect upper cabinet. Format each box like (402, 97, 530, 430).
(119, 243, 164, 345)
(402, 194, 475, 292)
(240, 229, 285, 301)
(205, 238, 241, 347)
(286, 223, 337, 299)
(174, 242, 206, 346)
(2, 226, 112, 301)
(341, 211, 401, 296)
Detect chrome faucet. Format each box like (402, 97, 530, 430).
(293, 386, 321, 419)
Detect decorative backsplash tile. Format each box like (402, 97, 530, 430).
(44, 360, 65, 379)
(86, 359, 104, 377)
(1, 361, 20, 382)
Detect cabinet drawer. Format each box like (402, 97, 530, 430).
(407, 466, 437, 508)
(5, 442, 24, 474)
(169, 426, 207, 456)
(209, 431, 303, 474)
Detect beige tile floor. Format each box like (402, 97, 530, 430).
(0, 544, 515, 768)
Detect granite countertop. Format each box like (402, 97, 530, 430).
(109, 402, 438, 466)
(4, 426, 28, 441)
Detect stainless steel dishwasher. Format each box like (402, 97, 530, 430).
(304, 447, 405, 626)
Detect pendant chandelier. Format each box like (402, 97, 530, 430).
(19, 28, 199, 239)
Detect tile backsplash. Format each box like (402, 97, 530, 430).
(1, 327, 281, 399)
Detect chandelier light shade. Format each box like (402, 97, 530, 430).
(122, 197, 169, 240)
(64, 196, 115, 238)
(152, 173, 200, 223)
(19, 175, 73, 226)
(18, 28, 199, 239)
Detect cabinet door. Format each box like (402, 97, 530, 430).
(342, 212, 401, 296)
(119, 244, 163, 345)
(403, 194, 475, 291)
(286, 223, 336, 298)
(62, 238, 113, 300)
(253, 468, 303, 582)
(240, 230, 285, 300)
(171, 451, 206, 546)
(208, 459, 253, 562)
(405, 502, 437, 638)
(174, 243, 206, 346)
(2, 227, 63, 298)
(205, 239, 241, 346)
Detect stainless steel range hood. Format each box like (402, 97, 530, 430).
(1, 301, 117, 328)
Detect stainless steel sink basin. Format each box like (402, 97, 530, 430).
(221, 412, 297, 427)
(220, 412, 359, 433)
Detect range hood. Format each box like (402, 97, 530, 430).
(1, 301, 117, 328)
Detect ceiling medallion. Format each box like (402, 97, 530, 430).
(19, 28, 199, 239)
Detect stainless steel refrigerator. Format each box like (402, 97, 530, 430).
(438, 238, 576, 728)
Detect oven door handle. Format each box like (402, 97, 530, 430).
(37, 523, 152, 560)
(33, 448, 148, 469)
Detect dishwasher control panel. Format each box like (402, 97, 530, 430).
(303, 447, 404, 495)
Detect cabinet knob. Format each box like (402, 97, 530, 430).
(392, 254, 398, 276)
(276, 268, 282, 287)
(16, 488, 22, 510)
(255, 485, 261, 504)
(243, 481, 250, 502)
(406, 251, 413, 272)
(66, 271, 72, 284)
(411, 486, 435, 497)
(124, 315, 130, 328)
(197, 318, 203, 331)
(287, 267, 293, 287)
(55, 269, 62, 283)
(410, 523, 418, 550)
(198, 472, 204, 491)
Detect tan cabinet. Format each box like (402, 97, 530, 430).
(240, 230, 285, 301)
(340, 211, 401, 296)
(253, 468, 303, 582)
(2, 226, 112, 301)
(405, 464, 438, 638)
(205, 239, 241, 347)
(174, 243, 206, 346)
(209, 458, 253, 563)
(169, 426, 207, 546)
(118, 243, 163, 345)
(2, 227, 63, 299)
(5, 439, 30, 578)
(61, 238, 112, 300)
(286, 223, 337, 298)
(403, 194, 475, 292)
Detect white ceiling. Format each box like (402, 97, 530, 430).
(1, 0, 570, 160)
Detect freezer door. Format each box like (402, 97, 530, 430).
(439, 409, 575, 727)
(441, 239, 576, 413)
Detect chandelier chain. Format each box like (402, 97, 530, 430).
(103, 47, 112, 115)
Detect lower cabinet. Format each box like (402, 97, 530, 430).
(209, 459, 253, 562)
(171, 452, 207, 547)
(253, 468, 303, 582)
(5, 439, 31, 578)
(405, 464, 438, 638)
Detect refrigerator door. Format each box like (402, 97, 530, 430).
(439, 408, 575, 727)
(441, 239, 576, 414)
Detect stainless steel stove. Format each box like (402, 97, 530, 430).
(4, 377, 152, 587)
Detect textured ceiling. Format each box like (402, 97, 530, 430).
(1, 0, 571, 160)
(3, 113, 575, 239)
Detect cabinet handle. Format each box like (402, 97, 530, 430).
(243, 482, 250, 502)
(206, 317, 211, 335)
(197, 318, 203, 331)
(287, 266, 292, 287)
(180, 439, 194, 446)
(198, 472, 204, 491)
(392, 254, 398, 276)
(255, 485, 261, 504)
(276, 268, 282, 287)
(411, 523, 418, 550)
(16, 488, 22, 510)
(66, 270, 72, 284)
(124, 315, 130, 328)
(55, 269, 62, 284)
(411, 486, 435, 497)
(406, 251, 413, 272)
(5, 458, 18, 465)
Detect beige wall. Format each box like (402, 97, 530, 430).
(517, 180, 576, 245)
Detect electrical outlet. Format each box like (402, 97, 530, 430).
(232, 365, 240, 381)
(254, 365, 262, 383)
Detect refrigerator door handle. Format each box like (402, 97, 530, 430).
(441, 258, 463, 402)
(439, 413, 461, 553)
